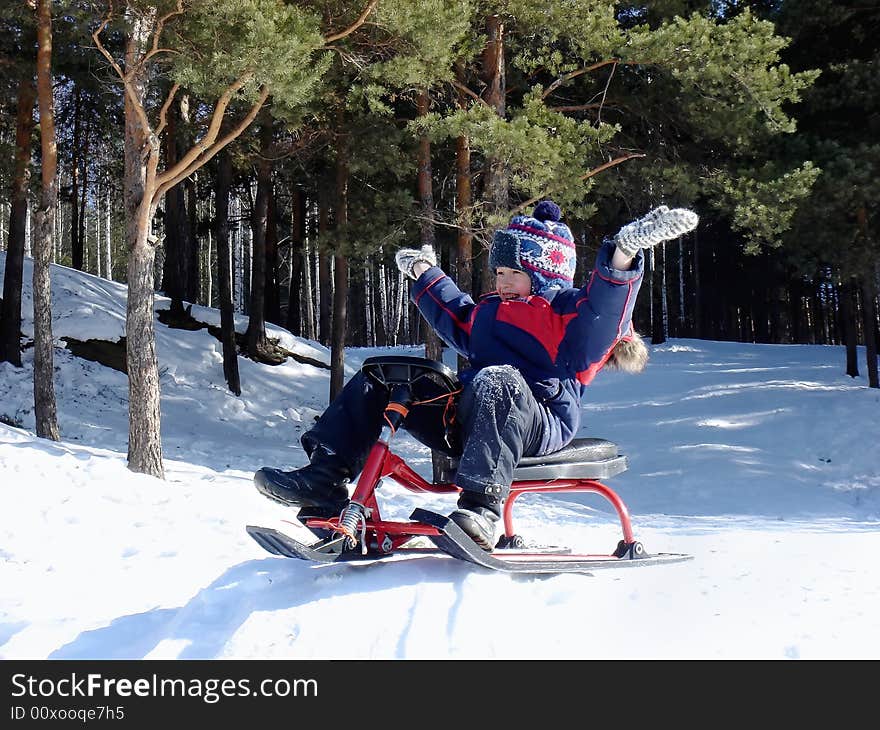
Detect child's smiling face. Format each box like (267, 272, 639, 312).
(495, 267, 532, 300)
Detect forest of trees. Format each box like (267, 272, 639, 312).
(0, 1, 877, 477)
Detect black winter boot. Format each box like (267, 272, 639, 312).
(449, 491, 502, 551)
(254, 447, 351, 515)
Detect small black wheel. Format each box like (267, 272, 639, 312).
(613, 540, 646, 559)
(496, 534, 527, 550)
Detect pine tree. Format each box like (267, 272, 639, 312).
(0, 6, 36, 368)
(32, 0, 60, 440)
(771, 0, 880, 386)
(91, 0, 330, 477)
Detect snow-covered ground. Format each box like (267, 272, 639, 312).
(1, 253, 879, 659)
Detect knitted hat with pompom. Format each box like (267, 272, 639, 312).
(489, 200, 576, 294)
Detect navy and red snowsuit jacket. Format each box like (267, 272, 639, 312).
(411, 240, 644, 455)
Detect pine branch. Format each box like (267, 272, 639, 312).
(508, 153, 646, 217)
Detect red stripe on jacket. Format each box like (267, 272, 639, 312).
(495, 295, 575, 362)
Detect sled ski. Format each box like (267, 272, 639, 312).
(246, 524, 445, 565)
(247, 515, 691, 575)
(246, 523, 570, 566)
(411, 509, 692, 574)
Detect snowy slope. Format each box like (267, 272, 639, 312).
(1, 252, 879, 659)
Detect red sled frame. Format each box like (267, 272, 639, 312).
(303, 445, 638, 557)
(296, 356, 646, 561)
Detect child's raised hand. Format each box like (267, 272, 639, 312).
(395, 244, 438, 280)
(613, 206, 698, 258)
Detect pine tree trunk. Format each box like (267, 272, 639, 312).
(840, 277, 859, 377)
(811, 285, 823, 344)
(123, 10, 164, 478)
(78, 115, 90, 270)
(348, 268, 366, 346)
(161, 99, 187, 317)
(205, 221, 212, 306)
(186, 176, 199, 303)
(53, 196, 60, 262)
(105, 187, 113, 281)
(232, 195, 244, 313)
(318, 200, 331, 346)
(861, 275, 879, 388)
(245, 112, 272, 360)
(754, 279, 769, 343)
(70, 86, 82, 271)
(373, 256, 387, 346)
(455, 143, 473, 293)
(480, 14, 507, 294)
(25, 206, 31, 258)
(0, 75, 36, 367)
(287, 187, 304, 335)
(330, 255, 348, 399)
(789, 277, 803, 343)
(417, 89, 451, 482)
(650, 247, 666, 345)
(660, 241, 668, 342)
(33, 0, 60, 440)
(394, 271, 405, 345)
(417, 89, 443, 363)
(692, 227, 702, 339)
(302, 223, 316, 341)
(265, 181, 280, 325)
(95, 193, 102, 278)
(875, 262, 880, 353)
(330, 127, 350, 401)
(216, 151, 241, 396)
(455, 64, 473, 300)
(126, 233, 163, 474)
(677, 237, 685, 337)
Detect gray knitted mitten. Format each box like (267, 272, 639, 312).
(613, 206, 699, 258)
(395, 244, 438, 280)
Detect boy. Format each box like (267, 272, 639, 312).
(255, 201, 697, 550)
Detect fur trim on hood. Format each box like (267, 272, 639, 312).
(605, 331, 648, 373)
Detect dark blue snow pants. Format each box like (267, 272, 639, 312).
(301, 364, 545, 499)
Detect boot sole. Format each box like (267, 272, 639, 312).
(253, 469, 346, 513)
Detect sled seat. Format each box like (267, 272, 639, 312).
(437, 438, 628, 483)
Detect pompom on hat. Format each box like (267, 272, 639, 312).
(489, 200, 577, 294)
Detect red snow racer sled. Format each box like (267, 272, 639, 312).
(247, 356, 691, 575)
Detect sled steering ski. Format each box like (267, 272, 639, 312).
(247, 356, 692, 575)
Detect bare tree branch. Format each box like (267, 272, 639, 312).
(541, 59, 624, 100)
(156, 73, 253, 191)
(155, 82, 181, 138)
(155, 86, 271, 201)
(323, 0, 379, 44)
(136, 0, 184, 71)
(550, 103, 604, 113)
(451, 79, 486, 107)
(92, 6, 155, 140)
(595, 60, 617, 125)
(578, 152, 645, 181)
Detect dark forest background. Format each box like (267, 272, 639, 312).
(1, 1, 877, 475)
